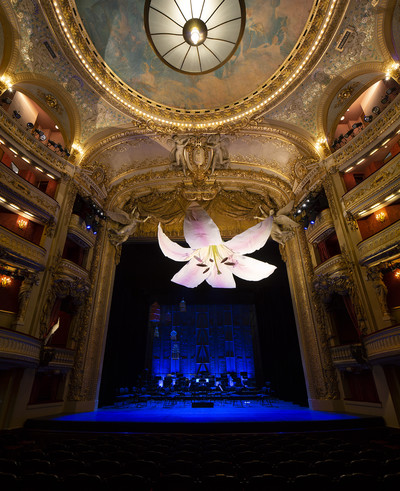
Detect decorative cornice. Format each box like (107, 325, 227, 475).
(0, 226, 47, 271)
(358, 220, 400, 266)
(0, 327, 41, 367)
(108, 167, 293, 201)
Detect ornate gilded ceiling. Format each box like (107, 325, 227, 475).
(0, 0, 397, 213)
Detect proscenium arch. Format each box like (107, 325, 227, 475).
(315, 62, 389, 143)
(0, 2, 21, 79)
(10, 73, 82, 148)
(378, 0, 399, 63)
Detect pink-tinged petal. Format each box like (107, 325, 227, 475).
(184, 202, 222, 249)
(225, 217, 273, 254)
(171, 258, 209, 288)
(206, 264, 236, 288)
(231, 255, 276, 281)
(158, 223, 193, 261)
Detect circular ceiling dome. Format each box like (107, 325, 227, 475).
(144, 0, 246, 75)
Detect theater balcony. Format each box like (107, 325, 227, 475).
(305, 208, 335, 244)
(330, 343, 364, 369)
(313, 253, 347, 278)
(364, 325, 400, 364)
(0, 225, 46, 271)
(56, 258, 89, 283)
(0, 327, 41, 368)
(67, 213, 97, 249)
(341, 150, 400, 218)
(357, 218, 400, 266)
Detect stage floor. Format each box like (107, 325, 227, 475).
(25, 400, 384, 433)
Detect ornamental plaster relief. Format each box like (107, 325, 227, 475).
(266, 0, 380, 136)
(10, 0, 131, 143)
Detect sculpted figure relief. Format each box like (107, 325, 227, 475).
(207, 134, 230, 174)
(256, 200, 300, 245)
(170, 134, 190, 175)
(107, 206, 150, 246)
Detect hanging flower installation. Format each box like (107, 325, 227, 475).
(158, 203, 276, 288)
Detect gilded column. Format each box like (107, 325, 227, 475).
(66, 220, 118, 410)
(284, 231, 340, 410)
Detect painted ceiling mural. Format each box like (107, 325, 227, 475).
(75, 0, 314, 109)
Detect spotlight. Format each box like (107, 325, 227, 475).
(364, 115, 373, 123)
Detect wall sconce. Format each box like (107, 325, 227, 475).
(375, 211, 386, 223)
(395, 270, 400, 280)
(1, 276, 12, 287)
(17, 217, 28, 229)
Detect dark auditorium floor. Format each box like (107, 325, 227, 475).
(1, 425, 400, 490)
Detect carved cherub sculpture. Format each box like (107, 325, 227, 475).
(107, 206, 150, 246)
(256, 200, 299, 245)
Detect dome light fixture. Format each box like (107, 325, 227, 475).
(144, 0, 246, 75)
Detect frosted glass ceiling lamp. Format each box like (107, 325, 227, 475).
(144, 0, 246, 75)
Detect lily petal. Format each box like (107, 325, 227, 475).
(158, 223, 193, 261)
(225, 217, 273, 254)
(206, 263, 236, 288)
(232, 255, 276, 281)
(184, 202, 222, 249)
(171, 258, 210, 288)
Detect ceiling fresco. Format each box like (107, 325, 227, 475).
(75, 0, 314, 109)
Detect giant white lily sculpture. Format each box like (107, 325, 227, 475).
(158, 203, 276, 288)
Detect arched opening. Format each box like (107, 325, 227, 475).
(330, 78, 400, 151)
(99, 239, 308, 408)
(1, 89, 70, 157)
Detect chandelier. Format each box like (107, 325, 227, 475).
(144, 0, 246, 75)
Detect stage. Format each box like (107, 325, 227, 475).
(24, 400, 384, 434)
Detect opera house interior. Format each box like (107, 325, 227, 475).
(1, 0, 400, 488)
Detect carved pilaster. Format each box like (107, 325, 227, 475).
(67, 221, 117, 402)
(12, 272, 40, 329)
(285, 231, 340, 402)
(366, 265, 396, 327)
